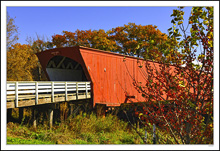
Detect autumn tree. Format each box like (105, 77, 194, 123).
(131, 7, 213, 144)
(107, 22, 170, 58)
(26, 34, 53, 53)
(52, 29, 119, 52)
(51, 30, 92, 48)
(6, 13, 44, 81)
(7, 43, 39, 81)
(51, 23, 172, 60)
(25, 35, 51, 81)
(87, 29, 119, 52)
(7, 12, 19, 50)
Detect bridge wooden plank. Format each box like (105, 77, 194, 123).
(7, 93, 88, 100)
(7, 93, 91, 109)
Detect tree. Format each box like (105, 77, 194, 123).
(7, 12, 19, 50)
(50, 23, 172, 60)
(7, 43, 39, 81)
(107, 22, 169, 58)
(52, 29, 119, 52)
(52, 34, 68, 48)
(87, 29, 119, 52)
(26, 34, 53, 53)
(131, 7, 213, 144)
(25, 34, 50, 81)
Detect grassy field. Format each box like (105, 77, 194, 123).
(7, 104, 177, 145)
(7, 113, 148, 144)
(7, 137, 54, 144)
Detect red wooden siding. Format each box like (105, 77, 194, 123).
(36, 46, 161, 107)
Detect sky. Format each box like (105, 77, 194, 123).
(7, 6, 193, 45)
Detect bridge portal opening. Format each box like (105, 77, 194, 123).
(46, 56, 87, 81)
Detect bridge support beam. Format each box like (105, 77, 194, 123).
(95, 104, 107, 118)
(7, 109, 12, 122)
(48, 104, 55, 129)
(48, 108, 54, 129)
(19, 108, 24, 123)
(32, 107, 37, 129)
(69, 103, 75, 117)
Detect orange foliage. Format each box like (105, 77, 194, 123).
(7, 43, 38, 81)
(107, 23, 168, 58)
(52, 34, 67, 48)
(50, 23, 169, 60)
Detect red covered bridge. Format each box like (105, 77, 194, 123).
(6, 46, 174, 128)
(36, 46, 156, 107)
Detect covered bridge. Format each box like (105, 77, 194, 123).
(36, 46, 160, 108)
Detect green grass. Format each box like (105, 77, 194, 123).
(7, 113, 145, 144)
(7, 112, 175, 144)
(7, 137, 54, 144)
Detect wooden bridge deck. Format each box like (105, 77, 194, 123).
(7, 81, 91, 109)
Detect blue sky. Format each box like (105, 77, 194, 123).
(7, 6, 193, 44)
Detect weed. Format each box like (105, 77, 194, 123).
(72, 139, 88, 144)
(7, 137, 53, 144)
(8, 113, 173, 144)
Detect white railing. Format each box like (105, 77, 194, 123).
(7, 81, 91, 108)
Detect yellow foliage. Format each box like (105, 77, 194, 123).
(7, 43, 38, 81)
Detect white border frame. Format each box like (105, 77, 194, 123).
(1, 1, 219, 150)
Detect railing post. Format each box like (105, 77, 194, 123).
(35, 82, 38, 105)
(51, 82, 54, 102)
(85, 82, 88, 98)
(15, 82, 18, 108)
(76, 82, 78, 100)
(65, 82, 67, 101)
